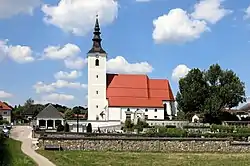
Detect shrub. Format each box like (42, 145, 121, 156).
(211, 125, 234, 133)
(236, 127, 250, 133)
(57, 124, 64, 132)
(0, 120, 9, 125)
(64, 123, 70, 132)
(124, 120, 134, 131)
(134, 119, 149, 132)
(87, 123, 92, 133)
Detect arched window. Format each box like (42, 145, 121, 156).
(127, 108, 130, 111)
(95, 59, 99, 66)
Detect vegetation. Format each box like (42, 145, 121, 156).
(8, 98, 88, 123)
(87, 123, 92, 133)
(57, 124, 64, 132)
(124, 119, 149, 132)
(176, 64, 246, 124)
(0, 138, 36, 166)
(64, 123, 70, 132)
(0, 120, 9, 125)
(38, 150, 250, 166)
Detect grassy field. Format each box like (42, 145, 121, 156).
(0, 138, 36, 166)
(38, 150, 250, 166)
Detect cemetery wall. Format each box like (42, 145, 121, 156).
(38, 137, 250, 152)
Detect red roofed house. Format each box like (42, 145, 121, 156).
(85, 16, 176, 129)
(0, 101, 12, 123)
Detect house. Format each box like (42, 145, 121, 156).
(0, 101, 12, 123)
(36, 104, 64, 130)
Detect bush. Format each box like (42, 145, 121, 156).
(64, 123, 70, 132)
(87, 123, 92, 133)
(236, 127, 250, 133)
(124, 120, 134, 131)
(211, 125, 234, 133)
(134, 119, 149, 132)
(145, 127, 187, 137)
(0, 120, 9, 125)
(57, 124, 64, 132)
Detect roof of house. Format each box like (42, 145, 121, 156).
(36, 104, 63, 119)
(106, 74, 174, 108)
(0, 101, 12, 111)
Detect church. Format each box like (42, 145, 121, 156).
(68, 16, 176, 131)
(85, 16, 175, 126)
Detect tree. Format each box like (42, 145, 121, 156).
(176, 64, 246, 124)
(24, 98, 34, 108)
(64, 109, 74, 120)
(174, 111, 187, 121)
(124, 120, 134, 131)
(64, 123, 70, 132)
(86, 123, 92, 133)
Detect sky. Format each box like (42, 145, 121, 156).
(0, 0, 250, 107)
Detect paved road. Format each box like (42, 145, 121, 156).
(10, 126, 56, 166)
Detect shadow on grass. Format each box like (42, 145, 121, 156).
(0, 134, 11, 165)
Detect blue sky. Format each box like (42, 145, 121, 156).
(0, 0, 250, 107)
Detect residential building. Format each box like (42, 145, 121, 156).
(0, 101, 12, 123)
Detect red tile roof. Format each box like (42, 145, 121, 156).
(106, 74, 174, 108)
(0, 101, 12, 110)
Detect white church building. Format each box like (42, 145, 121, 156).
(67, 16, 176, 132)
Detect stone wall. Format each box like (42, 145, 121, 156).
(38, 137, 250, 152)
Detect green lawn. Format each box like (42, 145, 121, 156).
(0, 138, 36, 166)
(38, 150, 250, 166)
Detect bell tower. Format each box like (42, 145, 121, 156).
(87, 15, 107, 121)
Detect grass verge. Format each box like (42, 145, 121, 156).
(0, 138, 36, 166)
(37, 150, 250, 166)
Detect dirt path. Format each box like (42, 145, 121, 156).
(10, 126, 56, 166)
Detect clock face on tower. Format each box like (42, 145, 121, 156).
(96, 54, 99, 58)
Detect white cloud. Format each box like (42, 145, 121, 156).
(0, 40, 35, 63)
(42, 0, 118, 36)
(33, 80, 87, 93)
(152, 8, 208, 43)
(191, 0, 232, 24)
(54, 70, 82, 80)
(43, 43, 81, 60)
(0, 0, 41, 19)
(152, 0, 232, 44)
(0, 91, 13, 98)
(172, 64, 191, 81)
(64, 57, 87, 70)
(107, 56, 153, 74)
(35, 93, 75, 105)
(244, 5, 250, 20)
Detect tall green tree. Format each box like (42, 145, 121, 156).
(64, 109, 74, 119)
(176, 64, 246, 124)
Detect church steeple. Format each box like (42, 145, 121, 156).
(88, 15, 106, 54)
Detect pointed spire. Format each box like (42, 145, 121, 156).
(88, 15, 106, 54)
